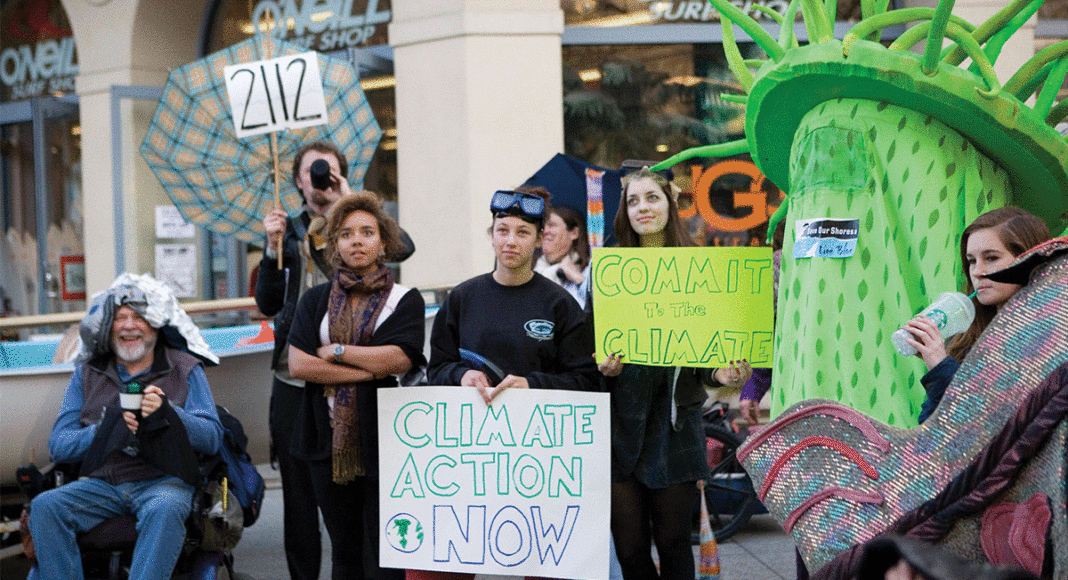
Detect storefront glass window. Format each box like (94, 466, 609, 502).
(562, 0, 866, 26)
(563, 42, 784, 247)
(0, 104, 82, 323)
(1, 0, 81, 325)
(1, 0, 78, 102)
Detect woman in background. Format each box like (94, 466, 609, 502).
(534, 197, 592, 308)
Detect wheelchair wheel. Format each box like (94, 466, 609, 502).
(701, 425, 759, 542)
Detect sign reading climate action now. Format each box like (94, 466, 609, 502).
(592, 247, 775, 368)
(378, 387, 610, 580)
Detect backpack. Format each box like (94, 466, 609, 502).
(215, 405, 266, 527)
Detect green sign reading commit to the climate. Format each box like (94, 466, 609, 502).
(592, 247, 775, 368)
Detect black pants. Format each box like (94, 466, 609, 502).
(611, 479, 697, 580)
(271, 378, 322, 580)
(273, 377, 405, 580)
(306, 461, 403, 580)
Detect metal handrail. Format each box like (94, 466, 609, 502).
(0, 297, 259, 330)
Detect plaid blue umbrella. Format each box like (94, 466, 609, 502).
(140, 35, 381, 245)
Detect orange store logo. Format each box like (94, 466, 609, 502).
(679, 160, 782, 232)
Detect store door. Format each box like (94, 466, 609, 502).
(0, 96, 82, 322)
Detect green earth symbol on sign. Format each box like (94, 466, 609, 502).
(386, 513, 424, 553)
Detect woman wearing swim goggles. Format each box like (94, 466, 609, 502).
(416, 185, 598, 580)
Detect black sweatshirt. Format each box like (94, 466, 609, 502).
(427, 273, 598, 392)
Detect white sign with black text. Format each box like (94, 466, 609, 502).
(223, 52, 328, 139)
(155, 206, 196, 239)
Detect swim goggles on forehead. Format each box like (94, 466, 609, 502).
(490, 190, 545, 221)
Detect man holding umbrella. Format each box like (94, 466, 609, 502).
(255, 139, 355, 580)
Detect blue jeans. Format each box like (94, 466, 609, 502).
(608, 534, 623, 580)
(28, 475, 194, 580)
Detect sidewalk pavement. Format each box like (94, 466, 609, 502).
(0, 465, 799, 580)
(231, 465, 799, 580)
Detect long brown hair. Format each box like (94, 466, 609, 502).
(325, 192, 406, 270)
(945, 207, 1051, 360)
(613, 168, 694, 248)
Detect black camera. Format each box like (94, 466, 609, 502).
(309, 159, 332, 190)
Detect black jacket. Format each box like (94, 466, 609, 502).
(286, 282, 427, 469)
(81, 400, 203, 487)
(255, 212, 332, 370)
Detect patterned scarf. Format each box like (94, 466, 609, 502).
(325, 264, 393, 483)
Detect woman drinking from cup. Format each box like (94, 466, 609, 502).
(901, 206, 1050, 423)
(287, 192, 425, 580)
(598, 167, 752, 580)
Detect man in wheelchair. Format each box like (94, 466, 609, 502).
(27, 274, 224, 580)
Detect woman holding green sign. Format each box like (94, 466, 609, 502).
(599, 166, 751, 580)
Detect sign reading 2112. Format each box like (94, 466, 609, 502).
(223, 52, 328, 139)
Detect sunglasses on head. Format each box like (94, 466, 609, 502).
(620, 159, 674, 182)
(490, 190, 545, 221)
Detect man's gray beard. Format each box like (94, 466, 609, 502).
(112, 335, 156, 365)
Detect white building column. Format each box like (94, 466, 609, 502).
(390, 1, 565, 288)
(61, 0, 206, 295)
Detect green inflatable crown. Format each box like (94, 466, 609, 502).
(654, 0, 1068, 236)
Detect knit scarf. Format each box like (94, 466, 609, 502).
(325, 264, 393, 483)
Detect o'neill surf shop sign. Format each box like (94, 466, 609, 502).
(0, 0, 78, 102)
(250, 0, 391, 50)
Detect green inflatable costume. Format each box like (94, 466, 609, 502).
(654, 0, 1068, 427)
(778, 98, 1011, 426)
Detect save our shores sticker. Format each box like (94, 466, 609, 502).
(792, 218, 860, 259)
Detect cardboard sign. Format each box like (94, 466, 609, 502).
(223, 52, 328, 138)
(378, 387, 611, 580)
(592, 247, 775, 368)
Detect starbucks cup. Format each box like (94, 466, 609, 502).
(119, 382, 144, 414)
(892, 292, 976, 356)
